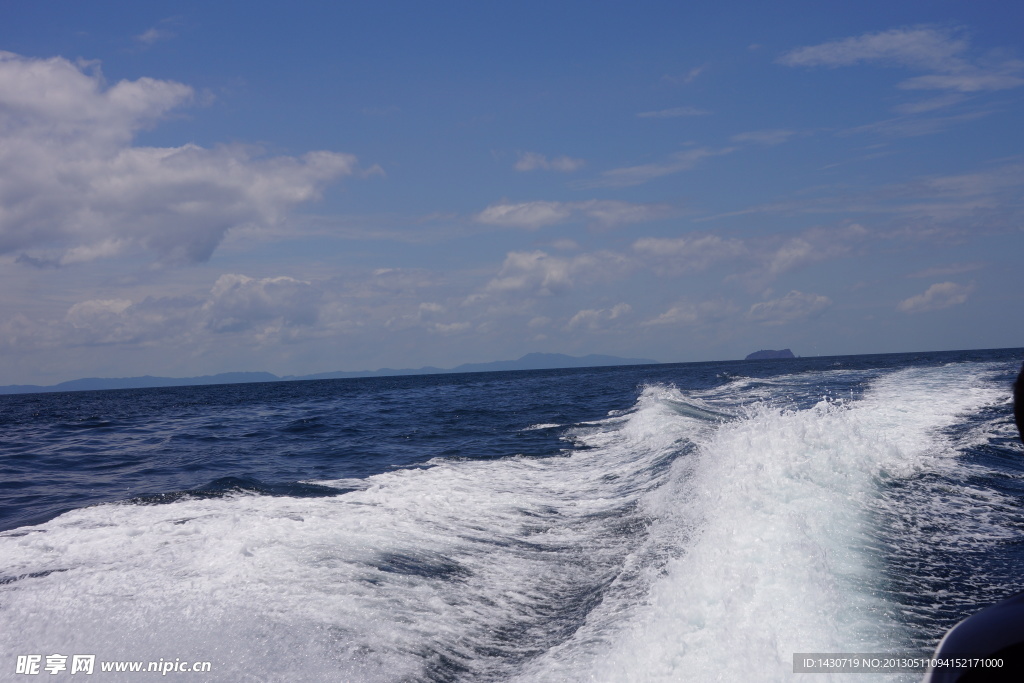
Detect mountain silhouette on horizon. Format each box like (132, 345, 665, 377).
(0, 353, 660, 395)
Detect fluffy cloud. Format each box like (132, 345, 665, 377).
(896, 281, 974, 313)
(65, 299, 137, 344)
(201, 274, 320, 334)
(481, 251, 575, 296)
(0, 51, 359, 266)
(779, 27, 1024, 93)
(514, 152, 585, 172)
(475, 200, 671, 230)
(747, 290, 832, 325)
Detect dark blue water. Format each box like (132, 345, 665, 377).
(1, 349, 1022, 680)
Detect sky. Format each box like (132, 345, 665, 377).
(0, 0, 1022, 385)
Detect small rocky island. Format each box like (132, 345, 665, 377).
(745, 349, 796, 360)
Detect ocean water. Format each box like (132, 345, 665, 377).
(1, 349, 1022, 681)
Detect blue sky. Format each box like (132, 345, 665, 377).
(1, 1, 1022, 384)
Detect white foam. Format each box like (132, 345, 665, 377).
(300, 476, 374, 490)
(0, 386, 716, 680)
(520, 362, 1010, 682)
(0, 363, 1011, 681)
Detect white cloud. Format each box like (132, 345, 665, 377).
(583, 146, 735, 188)
(135, 27, 175, 46)
(636, 106, 710, 118)
(577, 200, 674, 228)
(430, 321, 471, 335)
(896, 281, 973, 313)
(779, 26, 1024, 93)
(754, 224, 867, 281)
(0, 51, 361, 266)
(475, 201, 574, 230)
(0, 51, 193, 143)
(481, 251, 575, 296)
(779, 27, 968, 70)
(60, 295, 198, 347)
(632, 224, 868, 284)
(662, 65, 707, 85)
(898, 67, 1024, 92)
(747, 290, 832, 325)
(0, 312, 47, 353)
(16, 273, 330, 351)
(473, 249, 629, 301)
(642, 304, 700, 326)
(475, 200, 671, 230)
(134, 17, 180, 47)
(764, 238, 817, 276)
(201, 274, 320, 334)
(892, 94, 967, 114)
(418, 302, 445, 315)
(642, 299, 736, 327)
(65, 299, 135, 344)
(587, 128, 805, 191)
(514, 152, 585, 172)
(632, 234, 746, 274)
(566, 303, 631, 331)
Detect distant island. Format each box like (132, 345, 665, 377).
(745, 349, 796, 360)
(0, 352, 659, 395)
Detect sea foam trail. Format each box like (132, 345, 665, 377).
(0, 386, 716, 680)
(521, 363, 1009, 682)
(0, 363, 1010, 681)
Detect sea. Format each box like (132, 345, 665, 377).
(1, 348, 1022, 681)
